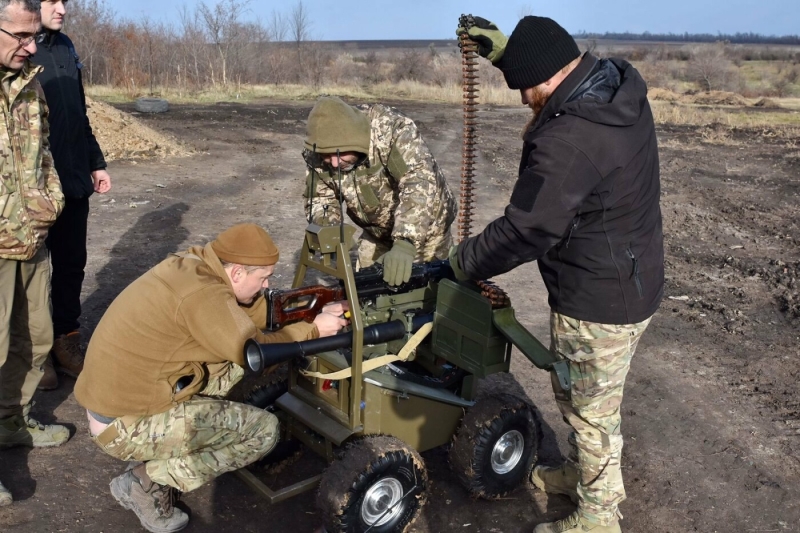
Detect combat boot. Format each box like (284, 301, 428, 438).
(37, 355, 59, 391)
(531, 461, 579, 504)
(110, 463, 189, 533)
(0, 404, 70, 448)
(0, 480, 11, 507)
(52, 331, 84, 378)
(534, 512, 620, 533)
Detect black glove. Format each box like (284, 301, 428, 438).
(456, 16, 508, 64)
(448, 245, 470, 281)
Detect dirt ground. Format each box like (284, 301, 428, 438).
(1, 97, 798, 533)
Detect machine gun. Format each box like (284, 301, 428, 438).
(266, 259, 454, 330)
(247, 313, 433, 372)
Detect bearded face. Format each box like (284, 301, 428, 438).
(521, 84, 553, 136)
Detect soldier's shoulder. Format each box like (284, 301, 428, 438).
(367, 103, 408, 119)
(369, 105, 416, 134)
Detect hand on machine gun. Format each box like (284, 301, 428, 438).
(267, 284, 347, 331)
(314, 301, 350, 337)
(375, 239, 415, 286)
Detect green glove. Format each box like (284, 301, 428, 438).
(377, 240, 416, 286)
(456, 16, 508, 64)
(448, 245, 470, 282)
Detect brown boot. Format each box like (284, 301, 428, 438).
(52, 331, 84, 378)
(110, 463, 189, 533)
(0, 404, 70, 449)
(531, 461, 580, 503)
(534, 511, 621, 533)
(37, 355, 59, 391)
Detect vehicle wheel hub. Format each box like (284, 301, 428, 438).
(491, 430, 524, 474)
(361, 477, 405, 526)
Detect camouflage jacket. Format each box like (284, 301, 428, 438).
(0, 62, 63, 261)
(304, 104, 456, 260)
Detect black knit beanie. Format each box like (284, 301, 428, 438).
(499, 16, 581, 90)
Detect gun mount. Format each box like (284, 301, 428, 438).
(237, 220, 567, 532)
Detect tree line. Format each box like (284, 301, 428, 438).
(63, 0, 323, 92)
(574, 31, 800, 45)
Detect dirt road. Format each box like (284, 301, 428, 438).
(1, 99, 798, 532)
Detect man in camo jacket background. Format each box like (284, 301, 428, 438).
(0, 0, 69, 507)
(303, 96, 456, 286)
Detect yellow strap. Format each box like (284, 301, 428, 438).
(300, 322, 433, 381)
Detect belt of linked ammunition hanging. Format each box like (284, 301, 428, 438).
(459, 15, 510, 309)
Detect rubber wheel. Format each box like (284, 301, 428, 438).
(450, 392, 541, 499)
(318, 436, 427, 533)
(245, 379, 288, 412)
(134, 97, 169, 113)
(244, 379, 301, 470)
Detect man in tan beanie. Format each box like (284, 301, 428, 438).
(303, 96, 456, 286)
(75, 223, 347, 533)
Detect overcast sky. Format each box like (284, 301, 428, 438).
(110, 0, 798, 39)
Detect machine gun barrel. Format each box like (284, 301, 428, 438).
(245, 314, 433, 372)
(350, 259, 453, 299)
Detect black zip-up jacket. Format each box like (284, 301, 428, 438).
(458, 54, 664, 325)
(31, 31, 106, 199)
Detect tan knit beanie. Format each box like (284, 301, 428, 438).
(211, 223, 279, 266)
(304, 96, 370, 154)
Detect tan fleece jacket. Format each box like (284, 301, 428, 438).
(75, 243, 317, 417)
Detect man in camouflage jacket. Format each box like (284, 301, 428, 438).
(303, 96, 456, 286)
(0, 0, 69, 506)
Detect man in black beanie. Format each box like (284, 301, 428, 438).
(455, 16, 664, 533)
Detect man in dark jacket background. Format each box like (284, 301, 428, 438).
(33, 0, 111, 390)
(457, 16, 664, 533)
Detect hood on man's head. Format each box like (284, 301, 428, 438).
(211, 223, 279, 266)
(304, 96, 370, 155)
(498, 16, 581, 90)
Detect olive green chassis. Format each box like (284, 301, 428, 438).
(236, 224, 570, 503)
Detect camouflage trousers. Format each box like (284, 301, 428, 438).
(92, 363, 278, 493)
(549, 311, 651, 525)
(356, 230, 452, 269)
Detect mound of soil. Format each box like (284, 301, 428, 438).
(86, 97, 189, 161)
(683, 90, 749, 106)
(753, 97, 782, 109)
(648, 87, 681, 102)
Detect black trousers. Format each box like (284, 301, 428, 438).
(45, 196, 89, 337)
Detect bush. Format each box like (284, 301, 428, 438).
(390, 50, 432, 84)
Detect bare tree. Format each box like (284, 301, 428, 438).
(64, 0, 114, 85)
(177, 5, 209, 89)
(198, 0, 249, 86)
(687, 42, 732, 92)
(268, 9, 287, 42)
(289, 1, 310, 46)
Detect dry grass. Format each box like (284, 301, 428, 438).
(87, 80, 521, 107)
(650, 101, 800, 129)
(88, 83, 800, 142)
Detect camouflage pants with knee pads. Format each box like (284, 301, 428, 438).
(92, 363, 278, 492)
(549, 311, 651, 525)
